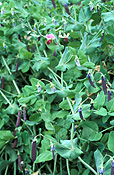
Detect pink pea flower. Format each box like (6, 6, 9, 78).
(46, 34, 55, 40)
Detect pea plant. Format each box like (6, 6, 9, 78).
(0, 0, 114, 174)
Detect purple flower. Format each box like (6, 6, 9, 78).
(74, 126, 76, 131)
(78, 108, 84, 120)
(34, 26, 37, 30)
(44, 22, 47, 26)
(111, 161, 114, 175)
(51, 86, 56, 92)
(54, 21, 57, 25)
(38, 86, 42, 92)
(63, 3, 68, 7)
(75, 59, 81, 67)
(4, 45, 6, 49)
(99, 167, 104, 174)
(51, 145, 55, 151)
(51, 145, 55, 161)
(12, 23, 15, 27)
(1, 9, 5, 15)
(90, 4, 94, 11)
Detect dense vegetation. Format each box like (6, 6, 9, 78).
(0, 0, 114, 174)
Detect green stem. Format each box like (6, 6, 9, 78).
(66, 97, 74, 149)
(46, 163, 53, 174)
(53, 153, 57, 175)
(101, 126, 114, 133)
(35, 41, 42, 61)
(43, 50, 47, 57)
(78, 157, 97, 175)
(71, 123, 74, 149)
(48, 67, 67, 87)
(66, 97, 74, 115)
(0, 90, 12, 106)
(19, 71, 29, 85)
(74, 5, 77, 22)
(61, 71, 63, 89)
(2, 57, 20, 94)
(66, 159, 70, 175)
(33, 163, 35, 172)
(5, 166, 8, 175)
(14, 161, 16, 175)
(60, 157, 62, 175)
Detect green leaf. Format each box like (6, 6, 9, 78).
(35, 151, 53, 163)
(45, 122, 54, 131)
(56, 47, 72, 71)
(0, 140, 6, 149)
(108, 131, 114, 152)
(29, 113, 42, 122)
(83, 62, 95, 69)
(22, 85, 34, 96)
(19, 48, 33, 59)
(81, 121, 102, 141)
(94, 107, 107, 116)
(0, 160, 12, 172)
(102, 11, 114, 22)
(106, 98, 114, 112)
(89, 132, 102, 141)
(22, 130, 30, 146)
(55, 139, 83, 159)
(72, 104, 91, 120)
(55, 110, 69, 119)
(59, 100, 70, 110)
(0, 131, 14, 140)
(94, 149, 103, 172)
(94, 91, 105, 110)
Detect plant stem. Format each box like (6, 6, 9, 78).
(19, 71, 29, 85)
(66, 159, 70, 175)
(0, 90, 12, 106)
(33, 163, 35, 172)
(53, 153, 57, 175)
(66, 97, 74, 115)
(101, 126, 114, 133)
(2, 57, 20, 94)
(35, 41, 42, 61)
(43, 50, 47, 57)
(5, 166, 8, 175)
(66, 97, 75, 149)
(71, 123, 74, 149)
(60, 157, 62, 175)
(61, 71, 63, 89)
(14, 161, 16, 175)
(48, 67, 67, 87)
(46, 163, 53, 174)
(78, 156, 97, 175)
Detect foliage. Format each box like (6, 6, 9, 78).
(0, 0, 114, 174)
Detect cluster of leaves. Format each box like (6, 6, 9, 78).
(0, 0, 114, 174)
